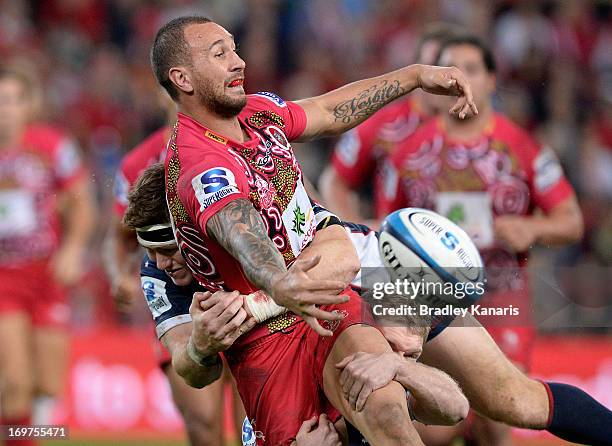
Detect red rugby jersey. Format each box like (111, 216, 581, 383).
(165, 93, 314, 293)
(113, 127, 168, 216)
(0, 124, 86, 265)
(379, 113, 573, 301)
(331, 97, 426, 216)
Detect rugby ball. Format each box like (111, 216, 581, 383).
(379, 208, 484, 307)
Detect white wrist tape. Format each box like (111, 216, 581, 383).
(245, 291, 287, 323)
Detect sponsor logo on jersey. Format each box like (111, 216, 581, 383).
(242, 418, 265, 445)
(192, 167, 240, 211)
(204, 130, 228, 145)
(254, 91, 286, 107)
(242, 417, 256, 446)
(141, 276, 172, 318)
(292, 205, 306, 236)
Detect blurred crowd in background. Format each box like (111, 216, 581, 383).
(1, 0, 610, 332)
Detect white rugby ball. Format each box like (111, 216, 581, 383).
(379, 208, 484, 307)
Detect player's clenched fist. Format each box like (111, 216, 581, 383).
(415, 64, 479, 119)
(270, 254, 348, 337)
(293, 414, 342, 446)
(189, 290, 257, 358)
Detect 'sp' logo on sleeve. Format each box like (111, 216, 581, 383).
(192, 167, 240, 211)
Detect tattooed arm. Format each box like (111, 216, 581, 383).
(294, 64, 478, 141)
(207, 198, 348, 336)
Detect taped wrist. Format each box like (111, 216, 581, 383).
(186, 336, 220, 367)
(245, 290, 287, 323)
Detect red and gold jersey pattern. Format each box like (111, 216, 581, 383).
(165, 93, 313, 294)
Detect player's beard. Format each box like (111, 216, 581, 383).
(195, 75, 247, 118)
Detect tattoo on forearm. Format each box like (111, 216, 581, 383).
(333, 79, 406, 125)
(207, 199, 286, 293)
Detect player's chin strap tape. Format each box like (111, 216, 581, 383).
(136, 223, 177, 249)
(244, 290, 287, 323)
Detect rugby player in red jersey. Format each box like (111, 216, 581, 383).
(150, 15, 477, 445)
(0, 67, 95, 445)
(126, 162, 612, 446)
(320, 23, 461, 227)
(122, 163, 470, 445)
(379, 34, 612, 446)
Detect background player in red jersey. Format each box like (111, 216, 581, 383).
(0, 66, 95, 445)
(320, 23, 461, 227)
(150, 15, 477, 446)
(379, 34, 584, 445)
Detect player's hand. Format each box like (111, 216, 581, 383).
(271, 255, 348, 337)
(51, 242, 85, 286)
(494, 215, 537, 253)
(336, 352, 401, 412)
(189, 290, 257, 357)
(293, 414, 342, 446)
(416, 65, 478, 119)
(112, 272, 142, 313)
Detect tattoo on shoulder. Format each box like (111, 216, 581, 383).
(206, 199, 286, 292)
(333, 80, 406, 125)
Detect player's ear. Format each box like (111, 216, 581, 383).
(169, 67, 194, 95)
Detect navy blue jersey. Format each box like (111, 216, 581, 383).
(140, 254, 202, 338)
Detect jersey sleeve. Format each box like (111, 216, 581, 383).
(140, 255, 193, 339)
(53, 137, 86, 189)
(178, 150, 251, 237)
(376, 154, 405, 217)
(525, 141, 574, 213)
(249, 92, 307, 141)
(331, 120, 379, 188)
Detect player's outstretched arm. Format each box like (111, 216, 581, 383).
(207, 199, 349, 336)
(294, 65, 477, 141)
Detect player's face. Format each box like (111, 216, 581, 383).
(146, 246, 193, 286)
(0, 77, 30, 139)
(184, 22, 247, 117)
(438, 44, 495, 116)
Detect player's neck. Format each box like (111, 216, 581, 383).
(442, 103, 493, 141)
(179, 104, 246, 143)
